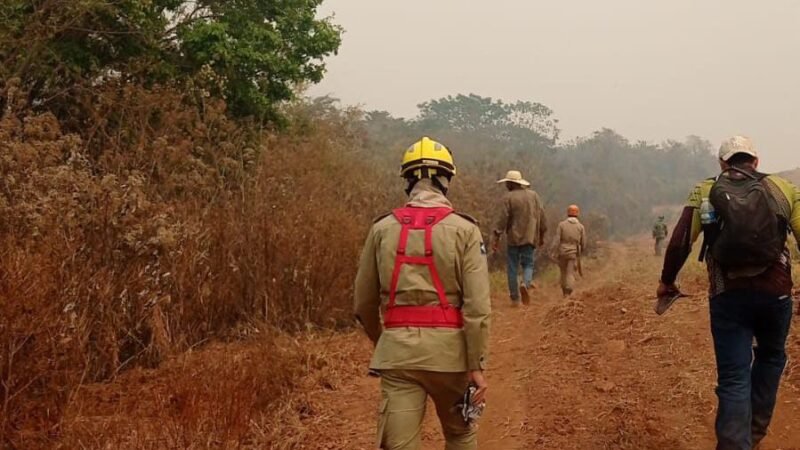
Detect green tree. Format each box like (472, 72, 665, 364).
(416, 93, 560, 144)
(417, 94, 508, 131)
(0, 0, 342, 122)
(362, 97, 717, 237)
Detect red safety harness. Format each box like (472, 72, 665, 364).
(383, 206, 464, 329)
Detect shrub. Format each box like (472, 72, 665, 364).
(0, 86, 381, 446)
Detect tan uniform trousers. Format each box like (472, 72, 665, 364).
(654, 238, 665, 256)
(378, 370, 476, 450)
(558, 254, 578, 296)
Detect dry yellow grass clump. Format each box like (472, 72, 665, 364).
(0, 84, 385, 447)
(0, 81, 622, 447)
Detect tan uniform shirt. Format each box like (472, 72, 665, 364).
(494, 188, 547, 247)
(354, 180, 491, 372)
(555, 217, 585, 257)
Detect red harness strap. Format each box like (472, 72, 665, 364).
(384, 206, 464, 329)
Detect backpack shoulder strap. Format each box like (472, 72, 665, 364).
(721, 166, 758, 180)
(388, 206, 454, 310)
(391, 206, 454, 255)
(372, 212, 392, 223)
(754, 170, 770, 181)
(760, 176, 791, 222)
(454, 212, 479, 225)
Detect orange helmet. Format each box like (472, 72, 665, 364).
(567, 204, 580, 217)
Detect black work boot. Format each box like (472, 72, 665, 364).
(520, 283, 530, 305)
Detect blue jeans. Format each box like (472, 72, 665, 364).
(506, 245, 535, 301)
(710, 290, 793, 450)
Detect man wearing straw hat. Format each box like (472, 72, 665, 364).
(492, 170, 547, 306)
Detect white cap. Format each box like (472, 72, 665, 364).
(718, 135, 758, 162)
(496, 170, 530, 186)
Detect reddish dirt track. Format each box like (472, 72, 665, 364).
(63, 240, 800, 449)
(303, 240, 800, 449)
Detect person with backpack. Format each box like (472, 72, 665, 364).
(652, 216, 668, 256)
(492, 170, 547, 306)
(354, 137, 491, 450)
(657, 135, 800, 450)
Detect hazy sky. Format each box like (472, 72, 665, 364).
(310, 0, 800, 172)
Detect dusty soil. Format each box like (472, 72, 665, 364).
(299, 240, 800, 450)
(63, 240, 800, 449)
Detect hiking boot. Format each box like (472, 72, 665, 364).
(752, 425, 766, 449)
(510, 298, 521, 307)
(520, 284, 530, 305)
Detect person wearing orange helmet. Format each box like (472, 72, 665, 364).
(553, 204, 586, 297)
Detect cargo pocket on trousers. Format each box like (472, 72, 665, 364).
(376, 398, 389, 449)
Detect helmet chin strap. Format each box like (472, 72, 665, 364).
(404, 177, 419, 196)
(432, 176, 449, 195)
(405, 175, 450, 196)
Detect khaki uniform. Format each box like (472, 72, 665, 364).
(652, 220, 668, 256)
(554, 217, 585, 296)
(494, 188, 547, 247)
(354, 179, 491, 450)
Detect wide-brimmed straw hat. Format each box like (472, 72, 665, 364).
(496, 170, 530, 186)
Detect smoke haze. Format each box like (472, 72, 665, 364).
(312, 0, 800, 172)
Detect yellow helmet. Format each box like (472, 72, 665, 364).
(400, 137, 456, 179)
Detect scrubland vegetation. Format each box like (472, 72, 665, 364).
(0, 2, 721, 447)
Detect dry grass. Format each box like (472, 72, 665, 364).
(56, 330, 370, 449)
(0, 84, 386, 447)
(0, 81, 614, 448)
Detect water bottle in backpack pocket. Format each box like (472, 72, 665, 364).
(699, 198, 717, 226)
(697, 196, 718, 263)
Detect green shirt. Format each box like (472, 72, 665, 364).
(685, 174, 800, 296)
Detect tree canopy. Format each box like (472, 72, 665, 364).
(0, 0, 342, 122)
(417, 94, 560, 144)
(361, 94, 717, 237)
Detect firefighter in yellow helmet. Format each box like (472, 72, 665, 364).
(553, 204, 586, 297)
(354, 137, 491, 450)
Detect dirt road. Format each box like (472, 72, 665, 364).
(64, 240, 800, 449)
(301, 240, 800, 449)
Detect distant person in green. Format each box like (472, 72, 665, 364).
(652, 216, 668, 256)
